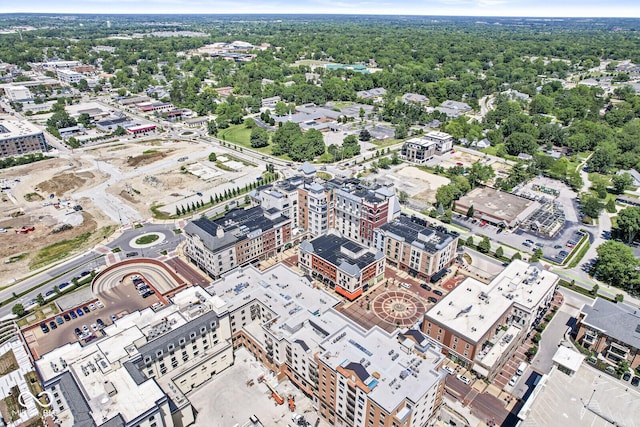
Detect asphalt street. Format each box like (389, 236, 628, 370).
(0, 223, 184, 319)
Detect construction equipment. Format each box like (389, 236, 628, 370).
(288, 395, 295, 412)
(257, 376, 284, 405)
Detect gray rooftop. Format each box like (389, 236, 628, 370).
(56, 371, 96, 427)
(300, 234, 383, 276)
(581, 297, 640, 350)
(377, 215, 455, 253)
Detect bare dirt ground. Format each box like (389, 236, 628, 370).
(37, 171, 96, 197)
(396, 166, 451, 204)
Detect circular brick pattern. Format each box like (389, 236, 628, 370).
(371, 290, 426, 327)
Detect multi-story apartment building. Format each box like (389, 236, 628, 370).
(35, 286, 234, 427)
(252, 175, 400, 245)
(207, 264, 447, 427)
(298, 233, 385, 301)
(576, 298, 640, 370)
(400, 131, 454, 164)
(374, 215, 459, 281)
(333, 179, 400, 246)
(422, 260, 558, 379)
(184, 206, 292, 278)
(0, 120, 47, 158)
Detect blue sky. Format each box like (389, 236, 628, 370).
(1, 0, 639, 17)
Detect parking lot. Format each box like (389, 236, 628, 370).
(23, 272, 163, 359)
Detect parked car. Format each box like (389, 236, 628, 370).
(82, 325, 89, 333)
(443, 365, 455, 375)
(69, 311, 77, 319)
(457, 375, 472, 385)
(110, 314, 118, 322)
(74, 328, 82, 337)
(428, 296, 438, 304)
(508, 375, 518, 387)
(623, 372, 632, 381)
(63, 313, 71, 322)
(40, 323, 50, 333)
(82, 306, 90, 314)
(88, 303, 96, 311)
(85, 335, 96, 343)
(95, 301, 104, 309)
(58, 282, 69, 290)
(433, 289, 443, 296)
(76, 308, 84, 317)
(91, 323, 98, 331)
(49, 321, 57, 330)
(79, 270, 91, 277)
(632, 376, 640, 387)
(96, 319, 105, 328)
(420, 283, 431, 291)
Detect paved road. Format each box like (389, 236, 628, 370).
(0, 223, 184, 319)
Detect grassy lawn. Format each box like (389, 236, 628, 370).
(566, 236, 591, 268)
(219, 125, 275, 156)
(0, 350, 18, 375)
(29, 225, 115, 270)
(370, 138, 402, 149)
(17, 303, 59, 328)
(135, 234, 160, 245)
(316, 171, 333, 180)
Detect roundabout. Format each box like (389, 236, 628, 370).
(129, 232, 166, 249)
(371, 290, 426, 327)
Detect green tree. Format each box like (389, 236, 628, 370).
(244, 117, 256, 128)
(12, 303, 25, 317)
(250, 127, 269, 148)
(435, 184, 459, 208)
(581, 195, 605, 219)
(36, 293, 45, 306)
(77, 113, 91, 127)
(208, 152, 217, 162)
(398, 190, 409, 204)
(207, 120, 218, 136)
(176, 206, 181, 216)
(505, 132, 538, 156)
(495, 246, 504, 258)
(617, 207, 640, 244)
(275, 101, 288, 116)
(466, 236, 474, 246)
(612, 173, 634, 195)
(467, 162, 494, 188)
(595, 240, 639, 290)
(466, 205, 475, 218)
(359, 129, 371, 141)
(477, 236, 491, 253)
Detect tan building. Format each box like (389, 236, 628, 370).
(0, 119, 47, 158)
(184, 206, 292, 278)
(373, 215, 458, 282)
(422, 260, 558, 378)
(454, 186, 540, 229)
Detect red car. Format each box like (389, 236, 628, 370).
(456, 162, 463, 166)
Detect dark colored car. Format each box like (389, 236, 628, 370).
(49, 321, 57, 330)
(74, 328, 82, 337)
(420, 283, 432, 291)
(85, 335, 96, 343)
(126, 251, 138, 258)
(632, 376, 640, 387)
(433, 290, 443, 296)
(79, 270, 91, 277)
(76, 308, 84, 317)
(58, 282, 69, 290)
(623, 372, 632, 381)
(82, 306, 90, 314)
(55, 316, 64, 325)
(70, 311, 77, 319)
(428, 296, 438, 304)
(63, 313, 71, 322)
(40, 323, 50, 333)
(96, 318, 105, 327)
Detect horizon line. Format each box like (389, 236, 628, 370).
(0, 12, 639, 19)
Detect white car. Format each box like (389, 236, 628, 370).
(0, 228, 6, 233)
(508, 375, 519, 387)
(443, 365, 455, 375)
(88, 303, 96, 311)
(95, 300, 104, 309)
(457, 374, 472, 385)
(91, 323, 98, 331)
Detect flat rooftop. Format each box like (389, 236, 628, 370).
(377, 215, 456, 254)
(425, 276, 512, 343)
(455, 187, 540, 224)
(0, 119, 42, 138)
(206, 264, 340, 320)
(518, 364, 640, 427)
(320, 324, 445, 414)
(490, 260, 559, 313)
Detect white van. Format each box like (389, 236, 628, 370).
(516, 362, 528, 376)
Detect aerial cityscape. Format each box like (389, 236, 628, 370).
(0, 11, 640, 427)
